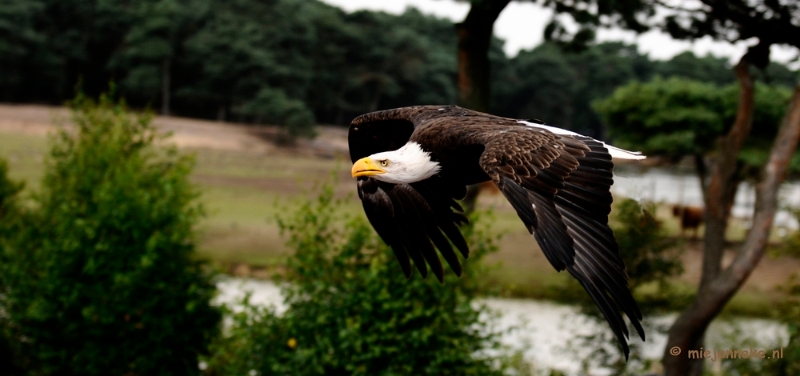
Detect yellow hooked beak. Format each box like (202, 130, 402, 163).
(351, 157, 386, 178)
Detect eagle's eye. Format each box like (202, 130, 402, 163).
(380, 160, 390, 167)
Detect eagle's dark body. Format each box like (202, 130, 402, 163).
(349, 105, 644, 358)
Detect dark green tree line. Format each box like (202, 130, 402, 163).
(2, 0, 795, 137)
(0, 0, 461, 131)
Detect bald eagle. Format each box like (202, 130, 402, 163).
(349, 105, 645, 358)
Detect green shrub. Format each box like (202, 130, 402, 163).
(205, 180, 508, 376)
(756, 207, 800, 375)
(235, 87, 317, 142)
(769, 274, 800, 375)
(0, 93, 221, 375)
(0, 159, 25, 375)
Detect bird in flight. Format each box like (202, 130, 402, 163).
(349, 105, 645, 358)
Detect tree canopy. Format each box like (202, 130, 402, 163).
(1, 0, 795, 137)
(595, 77, 794, 161)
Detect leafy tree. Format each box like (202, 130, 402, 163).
(32, 0, 134, 101)
(181, 0, 345, 125)
(206, 181, 508, 376)
(652, 50, 796, 88)
(599, 73, 800, 375)
(235, 86, 316, 141)
(4, 0, 795, 136)
(493, 43, 579, 129)
(567, 42, 655, 135)
(180, 0, 460, 128)
(0, 93, 221, 375)
(652, 51, 733, 87)
(596, 77, 795, 329)
(493, 44, 795, 138)
(652, 3, 800, 371)
(340, 8, 459, 116)
(494, 41, 655, 137)
(596, 77, 793, 160)
(0, 0, 45, 101)
(179, 0, 275, 120)
(112, 0, 212, 115)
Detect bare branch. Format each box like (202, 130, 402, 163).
(700, 52, 756, 286)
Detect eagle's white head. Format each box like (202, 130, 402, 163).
(351, 142, 441, 184)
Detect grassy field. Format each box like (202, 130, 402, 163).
(1, 104, 797, 318)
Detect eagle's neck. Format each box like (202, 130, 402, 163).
(370, 142, 441, 184)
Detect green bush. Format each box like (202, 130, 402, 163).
(205, 181, 509, 376)
(713, 204, 800, 375)
(235, 87, 317, 142)
(757, 207, 800, 375)
(0, 159, 26, 375)
(0, 93, 221, 375)
(770, 274, 800, 375)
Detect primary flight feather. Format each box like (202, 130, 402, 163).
(348, 105, 645, 358)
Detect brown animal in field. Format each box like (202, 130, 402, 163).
(672, 204, 704, 239)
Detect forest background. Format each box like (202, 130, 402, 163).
(3, 0, 798, 139)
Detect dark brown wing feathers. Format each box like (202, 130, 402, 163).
(349, 105, 644, 358)
(480, 128, 644, 357)
(356, 178, 469, 283)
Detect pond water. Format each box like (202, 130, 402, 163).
(215, 278, 788, 375)
(612, 166, 800, 230)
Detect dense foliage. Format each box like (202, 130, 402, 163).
(0, 0, 458, 127)
(594, 77, 797, 173)
(0, 160, 25, 376)
(0, 93, 221, 375)
(205, 181, 508, 376)
(1, 0, 796, 136)
(492, 44, 797, 138)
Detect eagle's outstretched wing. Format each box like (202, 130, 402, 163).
(479, 126, 644, 358)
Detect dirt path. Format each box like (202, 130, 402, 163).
(0, 104, 350, 158)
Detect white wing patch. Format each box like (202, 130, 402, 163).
(518, 120, 646, 160)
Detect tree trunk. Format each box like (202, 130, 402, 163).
(455, 0, 509, 113)
(456, 0, 510, 211)
(662, 52, 755, 376)
(161, 57, 171, 116)
(662, 60, 800, 375)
